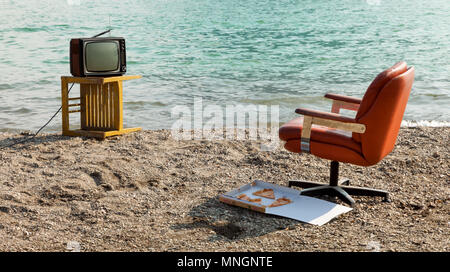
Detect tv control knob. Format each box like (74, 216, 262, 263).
(122, 65, 126, 71)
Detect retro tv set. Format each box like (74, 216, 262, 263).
(70, 37, 126, 77)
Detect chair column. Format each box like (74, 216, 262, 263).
(330, 161, 339, 186)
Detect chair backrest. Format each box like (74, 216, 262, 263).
(354, 62, 415, 165)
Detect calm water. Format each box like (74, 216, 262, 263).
(0, 0, 449, 132)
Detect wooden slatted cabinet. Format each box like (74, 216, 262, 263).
(61, 75, 142, 139)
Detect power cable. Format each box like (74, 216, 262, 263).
(0, 83, 75, 150)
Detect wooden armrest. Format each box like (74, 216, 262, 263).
(295, 107, 366, 153)
(323, 93, 361, 113)
(324, 93, 362, 104)
(295, 108, 357, 123)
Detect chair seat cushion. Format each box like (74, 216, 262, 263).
(279, 116, 361, 153)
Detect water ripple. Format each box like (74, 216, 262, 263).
(0, 0, 449, 132)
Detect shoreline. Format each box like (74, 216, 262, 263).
(0, 119, 449, 136)
(0, 127, 448, 251)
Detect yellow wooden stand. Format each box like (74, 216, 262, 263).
(61, 75, 142, 139)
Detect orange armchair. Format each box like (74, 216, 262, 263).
(279, 62, 415, 206)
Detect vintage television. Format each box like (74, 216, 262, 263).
(70, 37, 126, 77)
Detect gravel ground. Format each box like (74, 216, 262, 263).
(0, 127, 448, 252)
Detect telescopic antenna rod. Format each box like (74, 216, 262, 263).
(91, 29, 112, 38)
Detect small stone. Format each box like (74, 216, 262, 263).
(66, 241, 81, 252)
(0, 206, 10, 213)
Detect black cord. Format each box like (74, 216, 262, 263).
(0, 83, 75, 150)
(2, 29, 113, 150)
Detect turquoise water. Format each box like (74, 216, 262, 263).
(0, 0, 449, 132)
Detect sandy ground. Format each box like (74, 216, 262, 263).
(0, 127, 448, 252)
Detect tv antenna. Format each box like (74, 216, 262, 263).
(91, 29, 112, 38)
(91, 15, 112, 38)
(109, 15, 111, 36)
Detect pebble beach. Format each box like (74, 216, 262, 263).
(0, 127, 448, 251)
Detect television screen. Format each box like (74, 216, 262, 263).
(85, 41, 119, 72)
(70, 37, 126, 77)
